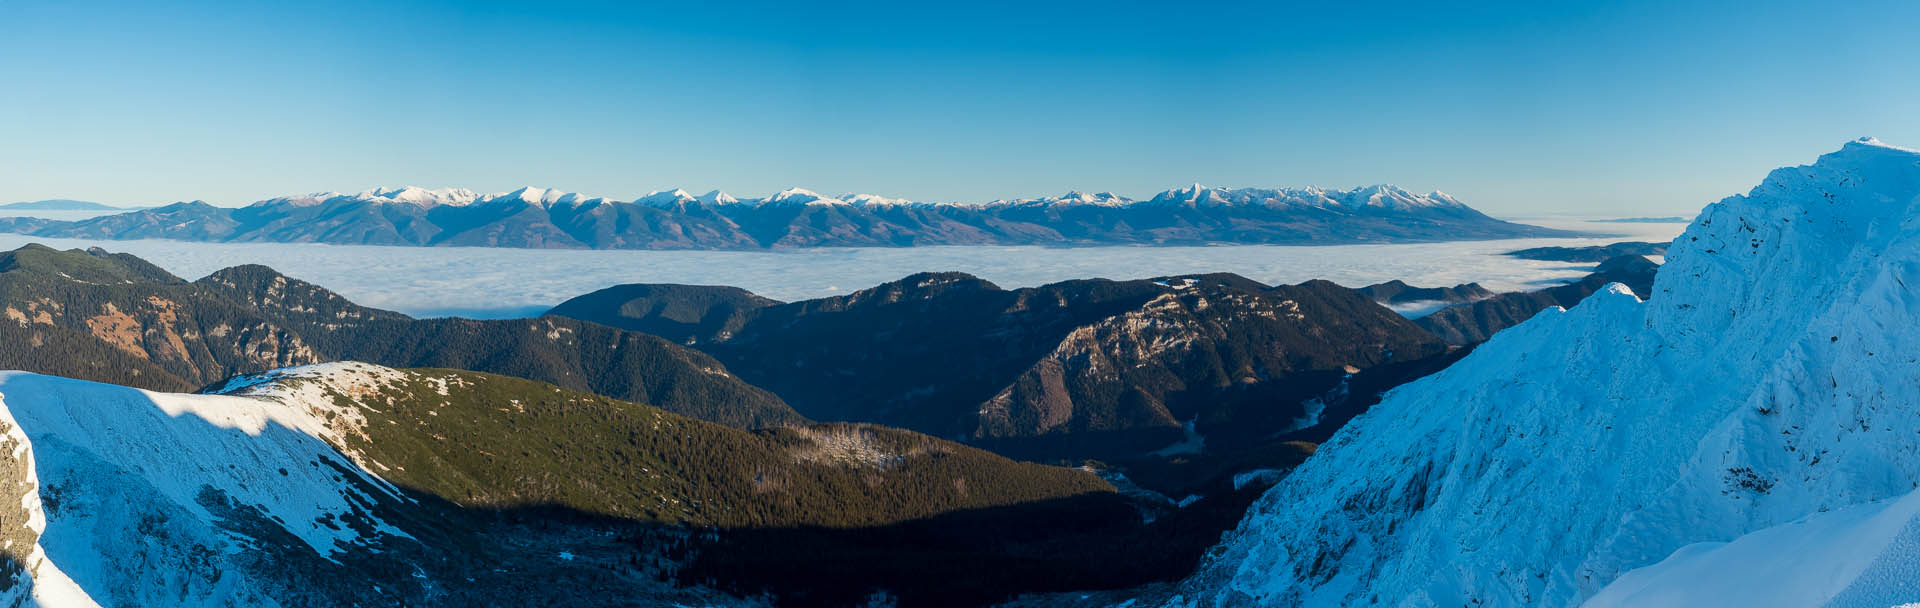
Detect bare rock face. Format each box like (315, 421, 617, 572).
(0, 417, 42, 606)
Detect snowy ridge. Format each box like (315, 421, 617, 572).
(992, 190, 1134, 208)
(1175, 138, 1920, 607)
(492, 186, 599, 206)
(0, 365, 422, 606)
(1141, 183, 1467, 210)
(635, 188, 742, 207)
(250, 186, 606, 209)
(836, 192, 917, 207)
(633, 188, 698, 207)
(760, 187, 837, 207)
(255, 186, 481, 208)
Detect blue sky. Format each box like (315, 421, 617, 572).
(3, 0, 1916, 215)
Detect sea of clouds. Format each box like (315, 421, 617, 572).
(0, 218, 1686, 319)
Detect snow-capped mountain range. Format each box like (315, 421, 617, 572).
(1175, 137, 1920, 606)
(255, 182, 1474, 210)
(0, 183, 1568, 249)
(258, 183, 1474, 211)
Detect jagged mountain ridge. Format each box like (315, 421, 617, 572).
(0, 184, 1575, 249)
(1174, 139, 1920, 606)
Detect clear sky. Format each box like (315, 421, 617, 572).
(3, 0, 1916, 215)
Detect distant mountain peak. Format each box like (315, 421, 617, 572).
(635, 188, 698, 207)
(1053, 190, 1131, 206)
(763, 188, 842, 206)
(1149, 183, 1222, 205)
(353, 186, 481, 207)
(697, 189, 738, 205)
(635, 187, 755, 208)
(1845, 135, 1917, 154)
(495, 186, 596, 206)
(838, 193, 916, 207)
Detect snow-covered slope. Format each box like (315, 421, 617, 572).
(0, 364, 411, 606)
(1173, 138, 1920, 607)
(0, 362, 717, 606)
(1587, 489, 1920, 608)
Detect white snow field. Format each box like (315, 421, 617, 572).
(1171, 139, 1920, 607)
(0, 364, 413, 607)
